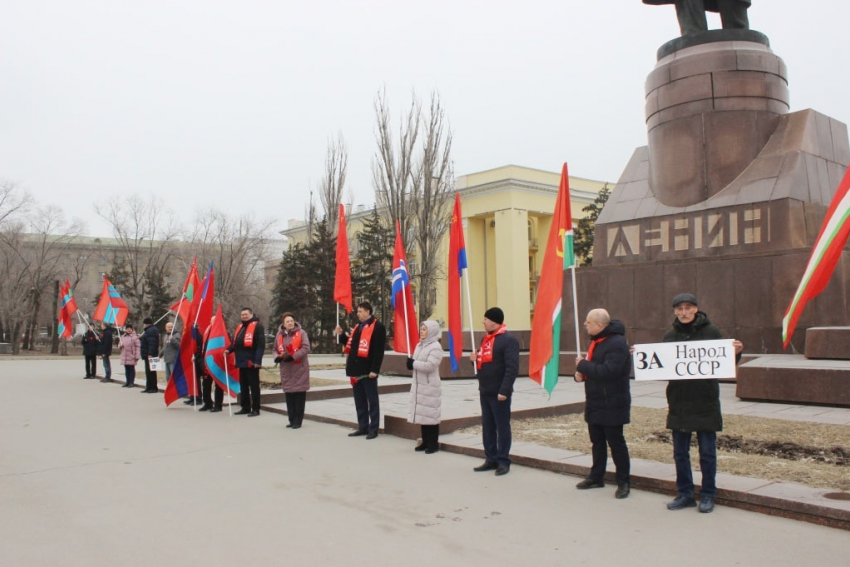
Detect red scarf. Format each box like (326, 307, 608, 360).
(586, 336, 608, 362)
(276, 328, 302, 364)
(476, 324, 507, 369)
(234, 320, 258, 348)
(344, 319, 376, 359)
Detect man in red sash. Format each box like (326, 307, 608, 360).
(469, 307, 519, 476)
(335, 301, 386, 439)
(228, 307, 265, 416)
(574, 308, 632, 499)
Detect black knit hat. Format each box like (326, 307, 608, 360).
(672, 293, 698, 307)
(143, 317, 154, 324)
(484, 307, 505, 325)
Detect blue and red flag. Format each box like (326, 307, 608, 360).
(57, 280, 79, 339)
(447, 193, 468, 373)
(192, 262, 215, 341)
(93, 276, 128, 326)
(391, 221, 418, 355)
(204, 304, 240, 397)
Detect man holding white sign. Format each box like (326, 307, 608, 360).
(657, 293, 743, 514)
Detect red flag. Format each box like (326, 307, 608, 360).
(57, 281, 74, 339)
(171, 257, 199, 328)
(529, 163, 574, 395)
(334, 203, 353, 313)
(782, 166, 850, 347)
(391, 221, 418, 355)
(93, 277, 129, 326)
(447, 193, 468, 373)
(192, 262, 215, 339)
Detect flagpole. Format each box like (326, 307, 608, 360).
(154, 309, 173, 326)
(191, 346, 198, 410)
(570, 265, 581, 357)
(224, 354, 233, 417)
(401, 282, 412, 357)
(462, 271, 477, 375)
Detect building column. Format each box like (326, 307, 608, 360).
(493, 208, 530, 329)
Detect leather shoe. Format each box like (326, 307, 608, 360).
(667, 495, 697, 510)
(424, 447, 439, 454)
(615, 483, 630, 499)
(286, 424, 294, 428)
(247, 411, 260, 417)
(698, 496, 715, 513)
(234, 409, 251, 415)
(348, 429, 367, 437)
(414, 441, 427, 452)
(198, 405, 212, 412)
(366, 431, 378, 439)
(495, 465, 510, 476)
(473, 461, 498, 472)
(576, 478, 605, 490)
(291, 424, 301, 429)
(210, 407, 222, 413)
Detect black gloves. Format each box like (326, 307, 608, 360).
(406, 357, 414, 370)
(273, 356, 283, 364)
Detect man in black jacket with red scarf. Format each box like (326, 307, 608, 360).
(228, 307, 265, 416)
(335, 301, 386, 439)
(575, 308, 632, 499)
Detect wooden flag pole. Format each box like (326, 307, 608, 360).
(463, 270, 477, 375)
(570, 264, 581, 357)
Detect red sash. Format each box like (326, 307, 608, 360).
(586, 336, 608, 362)
(476, 324, 507, 369)
(276, 329, 303, 364)
(234, 320, 258, 348)
(344, 320, 376, 359)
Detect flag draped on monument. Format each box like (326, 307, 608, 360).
(334, 203, 353, 314)
(93, 277, 129, 326)
(782, 167, 850, 348)
(529, 163, 575, 395)
(447, 193, 468, 373)
(391, 221, 418, 356)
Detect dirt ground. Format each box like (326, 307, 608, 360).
(461, 406, 850, 491)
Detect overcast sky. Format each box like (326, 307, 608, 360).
(2, 1, 848, 237)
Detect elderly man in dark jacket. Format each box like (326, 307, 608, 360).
(97, 322, 114, 382)
(469, 307, 519, 477)
(82, 326, 99, 378)
(664, 293, 743, 513)
(139, 318, 161, 393)
(574, 309, 632, 499)
(228, 307, 265, 416)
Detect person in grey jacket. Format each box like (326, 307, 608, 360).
(406, 321, 443, 454)
(160, 321, 180, 381)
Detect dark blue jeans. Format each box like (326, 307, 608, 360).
(124, 365, 136, 386)
(480, 394, 512, 467)
(101, 356, 111, 380)
(672, 430, 717, 498)
(352, 377, 380, 433)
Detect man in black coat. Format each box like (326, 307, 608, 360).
(228, 307, 265, 416)
(469, 307, 519, 477)
(139, 318, 161, 393)
(335, 301, 386, 439)
(82, 325, 99, 378)
(575, 309, 632, 499)
(664, 293, 743, 513)
(97, 322, 114, 383)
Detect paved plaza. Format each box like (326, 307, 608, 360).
(1, 358, 848, 567)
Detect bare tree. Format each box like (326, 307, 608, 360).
(412, 93, 454, 319)
(186, 209, 277, 326)
(372, 87, 420, 245)
(94, 195, 180, 319)
(318, 135, 348, 228)
(0, 180, 32, 227)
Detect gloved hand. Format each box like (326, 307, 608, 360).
(406, 357, 414, 370)
(273, 356, 283, 364)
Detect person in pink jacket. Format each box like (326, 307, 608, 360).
(119, 324, 141, 388)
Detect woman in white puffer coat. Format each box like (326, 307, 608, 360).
(406, 320, 444, 454)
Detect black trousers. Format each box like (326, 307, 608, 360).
(144, 357, 158, 391)
(352, 377, 380, 433)
(285, 391, 307, 426)
(587, 423, 631, 485)
(421, 424, 440, 451)
(202, 376, 224, 409)
(480, 394, 512, 467)
(84, 355, 97, 377)
(239, 367, 261, 413)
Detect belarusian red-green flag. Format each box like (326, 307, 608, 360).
(782, 166, 850, 348)
(529, 163, 575, 395)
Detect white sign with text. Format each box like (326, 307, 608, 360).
(632, 339, 736, 381)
